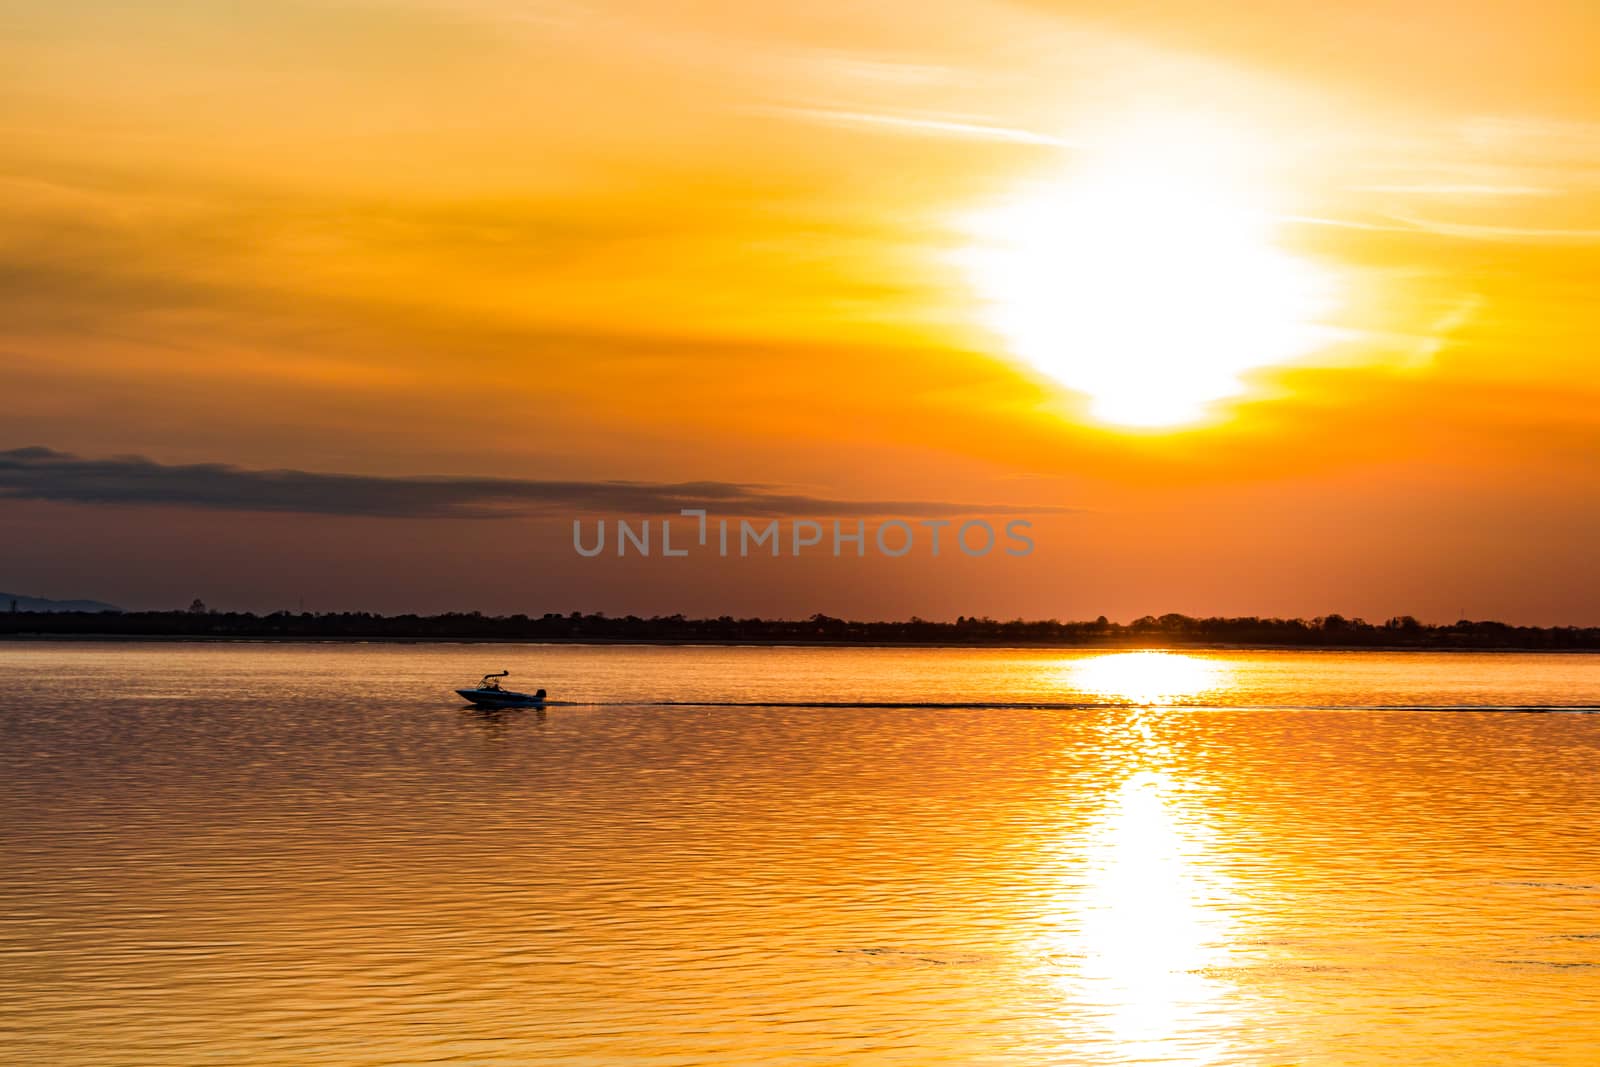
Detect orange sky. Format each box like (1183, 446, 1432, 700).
(1, 1, 1596, 621)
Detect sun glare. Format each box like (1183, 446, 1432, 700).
(959, 118, 1337, 427)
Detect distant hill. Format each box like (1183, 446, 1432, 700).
(1, 592, 121, 613)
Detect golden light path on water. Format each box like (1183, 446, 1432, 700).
(1039, 652, 1245, 1061)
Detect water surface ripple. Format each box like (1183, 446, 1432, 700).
(3, 644, 1598, 1065)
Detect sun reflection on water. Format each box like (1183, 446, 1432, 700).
(1067, 651, 1231, 705)
(1039, 767, 1245, 1061)
(1033, 659, 1247, 1059)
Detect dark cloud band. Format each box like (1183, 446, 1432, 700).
(0, 447, 1071, 520)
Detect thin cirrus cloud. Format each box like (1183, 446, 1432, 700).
(758, 106, 1072, 146)
(0, 448, 1072, 520)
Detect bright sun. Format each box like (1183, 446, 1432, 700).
(958, 117, 1337, 427)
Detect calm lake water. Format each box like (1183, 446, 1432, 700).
(3, 643, 1599, 1066)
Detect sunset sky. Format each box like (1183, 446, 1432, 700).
(2, 1, 1597, 622)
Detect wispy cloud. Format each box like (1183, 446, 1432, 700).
(1457, 116, 1600, 160)
(758, 106, 1070, 146)
(1382, 214, 1600, 244)
(1352, 184, 1556, 197)
(1283, 211, 1600, 244)
(0, 448, 1072, 520)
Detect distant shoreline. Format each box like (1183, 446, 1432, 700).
(4, 609, 1597, 651)
(2, 633, 1596, 654)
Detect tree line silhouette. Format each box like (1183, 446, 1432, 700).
(3, 609, 1597, 649)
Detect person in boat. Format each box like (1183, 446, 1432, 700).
(479, 671, 509, 692)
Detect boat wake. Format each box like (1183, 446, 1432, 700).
(542, 700, 1600, 713)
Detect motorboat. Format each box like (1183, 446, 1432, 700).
(456, 671, 547, 707)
